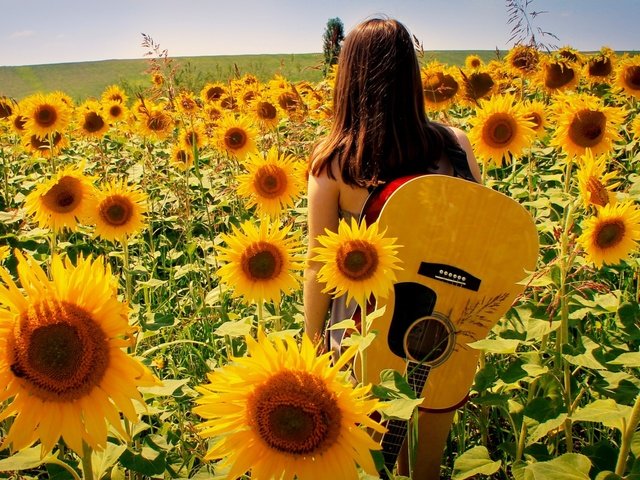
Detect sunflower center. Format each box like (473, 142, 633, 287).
(423, 72, 459, 103)
(336, 240, 379, 280)
(220, 96, 238, 110)
(254, 165, 287, 198)
(147, 113, 170, 132)
(0, 101, 13, 119)
(524, 112, 543, 130)
(42, 176, 82, 213)
(483, 113, 515, 147)
(511, 49, 539, 73)
(569, 110, 605, 147)
(99, 195, 133, 226)
(109, 105, 123, 118)
(206, 86, 225, 102)
(465, 72, 494, 101)
(586, 177, 610, 207)
(8, 299, 109, 401)
(623, 66, 640, 91)
(249, 370, 341, 455)
(225, 127, 247, 150)
(257, 101, 278, 120)
(35, 105, 57, 128)
(545, 63, 575, 89)
(278, 92, 300, 112)
(30, 132, 63, 150)
(588, 57, 612, 77)
(83, 112, 105, 133)
(241, 241, 283, 280)
(595, 220, 625, 249)
(14, 115, 27, 131)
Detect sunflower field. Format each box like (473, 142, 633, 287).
(0, 44, 639, 480)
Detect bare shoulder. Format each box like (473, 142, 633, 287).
(446, 126, 483, 183)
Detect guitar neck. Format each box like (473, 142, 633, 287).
(379, 361, 431, 477)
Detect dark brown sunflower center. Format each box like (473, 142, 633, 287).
(524, 112, 543, 130)
(35, 105, 57, 128)
(220, 96, 238, 110)
(147, 113, 170, 132)
(511, 49, 539, 73)
(569, 110, 605, 147)
(595, 220, 625, 249)
(423, 73, 459, 103)
(278, 92, 300, 112)
(249, 370, 341, 455)
(42, 176, 82, 213)
(8, 299, 109, 401)
(465, 72, 494, 101)
(206, 86, 225, 102)
(109, 105, 123, 118)
(0, 101, 13, 118)
(336, 240, 379, 280)
(14, 115, 27, 131)
(99, 195, 133, 226)
(483, 114, 516, 147)
(623, 66, 640, 91)
(470, 58, 482, 68)
(184, 130, 199, 147)
(588, 57, 612, 77)
(545, 63, 575, 89)
(257, 101, 278, 120)
(30, 132, 63, 150)
(586, 177, 610, 207)
(225, 127, 247, 150)
(241, 241, 283, 280)
(559, 50, 579, 62)
(254, 165, 287, 198)
(83, 112, 105, 133)
(175, 149, 190, 164)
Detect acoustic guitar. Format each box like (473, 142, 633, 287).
(351, 174, 539, 477)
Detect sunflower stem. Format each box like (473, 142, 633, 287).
(80, 441, 95, 480)
(615, 392, 640, 476)
(123, 238, 133, 306)
(360, 296, 368, 385)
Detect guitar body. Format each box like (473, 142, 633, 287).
(355, 174, 539, 411)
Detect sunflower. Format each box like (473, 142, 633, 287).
(216, 218, 303, 303)
(24, 163, 95, 232)
(101, 84, 128, 105)
(536, 56, 579, 94)
(465, 54, 484, 70)
(22, 132, 68, 158)
(214, 114, 258, 160)
(459, 68, 496, 106)
(236, 147, 305, 218)
(576, 149, 619, 209)
(76, 100, 109, 138)
(276, 89, 306, 120)
(87, 180, 147, 242)
(22, 93, 72, 139)
(468, 94, 536, 167)
(178, 121, 207, 150)
(504, 44, 540, 77)
(614, 55, 640, 100)
(550, 92, 626, 159)
(200, 82, 227, 103)
(170, 144, 194, 171)
(220, 94, 239, 111)
(0, 251, 158, 455)
(151, 72, 164, 87)
(421, 62, 461, 111)
(557, 46, 585, 65)
(0, 96, 15, 119)
(252, 97, 280, 130)
(202, 104, 223, 126)
(578, 202, 640, 267)
(175, 91, 200, 117)
(136, 102, 174, 140)
(584, 47, 616, 86)
(311, 217, 402, 309)
(103, 99, 129, 124)
(0, 245, 9, 262)
(522, 99, 548, 138)
(194, 329, 384, 480)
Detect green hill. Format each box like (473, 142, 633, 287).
(0, 51, 508, 102)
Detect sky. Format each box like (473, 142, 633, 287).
(2, 0, 638, 67)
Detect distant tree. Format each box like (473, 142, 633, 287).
(322, 17, 344, 76)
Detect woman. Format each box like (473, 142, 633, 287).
(303, 17, 481, 479)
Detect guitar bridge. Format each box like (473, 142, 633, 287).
(418, 262, 480, 291)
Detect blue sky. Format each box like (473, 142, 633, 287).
(2, 0, 638, 66)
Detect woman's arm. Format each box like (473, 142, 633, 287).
(303, 170, 340, 344)
(450, 126, 483, 183)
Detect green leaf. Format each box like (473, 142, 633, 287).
(467, 338, 521, 354)
(572, 399, 632, 432)
(341, 331, 376, 352)
(610, 352, 640, 367)
(382, 397, 424, 420)
(563, 336, 606, 370)
(523, 453, 591, 479)
(140, 378, 189, 397)
(473, 364, 498, 392)
(377, 369, 417, 399)
(0, 446, 50, 471)
(525, 318, 561, 341)
(526, 413, 567, 445)
(594, 472, 623, 480)
(214, 317, 252, 338)
(92, 442, 127, 480)
(325, 318, 357, 331)
(451, 446, 501, 480)
(119, 447, 166, 476)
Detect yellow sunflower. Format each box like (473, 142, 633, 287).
(22, 132, 68, 158)
(421, 62, 461, 111)
(311, 217, 402, 309)
(0, 251, 159, 455)
(101, 84, 128, 105)
(178, 121, 207, 150)
(103, 99, 129, 124)
(200, 82, 227, 103)
(557, 46, 585, 65)
(194, 329, 384, 480)
(578, 202, 640, 267)
(136, 102, 174, 141)
(276, 89, 307, 121)
(465, 54, 484, 70)
(576, 149, 619, 209)
(214, 114, 258, 160)
(76, 100, 109, 138)
(87, 181, 147, 242)
(216, 218, 303, 303)
(252, 97, 280, 130)
(24, 163, 95, 232)
(468, 94, 536, 167)
(536, 56, 580, 94)
(0, 96, 15, 120)
(22, 92, 72, 139)
(550, 92, 626, 159)
(0, 245, 9, 262)
(583, 48, 616, 86)
(522, 99, 548, 138)
(459, 68, 496, 106)
(236, 147, 305, 218)
(170, 144, 194, 171)
(614, 54, 640, 100)
(175, 91, 200, 117)
(504, 44, 540, 77)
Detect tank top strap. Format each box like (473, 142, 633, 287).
(445, 145, 477, 183)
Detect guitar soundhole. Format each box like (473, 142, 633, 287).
(404, 314, 453, 366)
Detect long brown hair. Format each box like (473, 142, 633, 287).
(310, 18, 457, 187)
